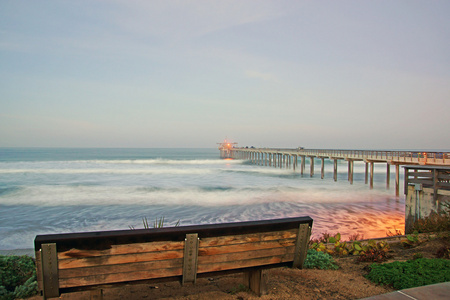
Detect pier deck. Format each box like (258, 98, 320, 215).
(228, 148, 450, 196)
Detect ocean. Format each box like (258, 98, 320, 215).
(0, 148, 405, 251)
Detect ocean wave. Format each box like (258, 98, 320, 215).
(0, 184, 394, 207)
(92, 159, 242, 165)
(0, 158, 241, 166)
(0, 186, 22, 196)
(0, 168, 217, 175)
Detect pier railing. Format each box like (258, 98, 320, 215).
(404, 166, 450, 195)
(235, 148, 450, 166)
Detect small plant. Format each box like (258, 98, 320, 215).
(329, 233, 349, 256)
(309, 232, 334, 245)
(129, 217, 180, 229)
(310, 233, 347, 255)
(348, 233, 364, 241)
(366, 258, 450, 290)
(349, 241, 364, 256)
(0, 255, 38, 300)
(386, 227, 403, 237)
(358, 240, 391, 262)
(401, 232, 422, 248)
(304, 249, 339, 270)
(412, 253, 423, 260)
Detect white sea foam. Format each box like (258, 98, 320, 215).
(0, 168, 216, 175)
(0, 183, 394, 207)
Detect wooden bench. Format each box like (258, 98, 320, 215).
(35, 216, 313, 299)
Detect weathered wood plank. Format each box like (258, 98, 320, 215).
(199, 229, 297, 247)
(58, 240, 185, 259)
(407, 171, 433, 177)
(182, 233, 199, 285)
(408, 179, 433, 185)
(199, 238, 295, 256)
(59, 258, 183, 279)
(60, 267, 182, 288)
(244, 269, 267, 296)
(58, 250, 184, 269)
(198, 246, 294, 265)
(41, 243, 60, 299)
(438, 173, 450, 180)
(35, 251, 43, 291)
(197, 254, 294, 273)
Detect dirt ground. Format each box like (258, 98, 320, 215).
(27, 234, 449, 300)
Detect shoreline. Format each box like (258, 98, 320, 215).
(0, 248, 34, 257)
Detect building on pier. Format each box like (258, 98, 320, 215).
(217, 139, 238, 159)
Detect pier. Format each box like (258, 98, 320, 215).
(226, 147, 450, 196)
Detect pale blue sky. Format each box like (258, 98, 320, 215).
(1, 1, 449, 149)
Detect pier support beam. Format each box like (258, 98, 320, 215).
(370, 162, 374, 189)
(386, 163, 390, 189)
(347, 160, 354, 184)
(309, 157, 314, 177)
(333, 159, 338, 181)
(395, 164, 400, 196)
(301, 156, 305, 175)
(320, 158, 325, 179)
(365, 163, 369, 184)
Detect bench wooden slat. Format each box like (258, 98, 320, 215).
(197, 254, 294, 273)
(199, 229, 297, 247)
(58, 249, 184, 269)
(58, 240, 185, 259)
(198, 245, 294, 265)
(59, 258, 183, 279)
(60, 267, 182, 288)
(199, 238, 295, 256)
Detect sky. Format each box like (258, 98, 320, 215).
(1, 1, 449, 150)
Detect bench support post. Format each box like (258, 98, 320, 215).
(182, 233, 199, 285)
(243, 268, 267, 296)
(293, 223, 311, 268)
(40, 243, 59, 299)
(90, 289, 103, 300)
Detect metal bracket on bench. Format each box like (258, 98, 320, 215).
(40, 243, 60, 299)
(293, 223, 311, 268)
(182, 233, 199, 285)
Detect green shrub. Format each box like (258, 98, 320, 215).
(304, 249, 339, 270)
(0, 255, 38, 299)
(366, 258, 450, 290)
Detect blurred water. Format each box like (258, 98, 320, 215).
(0, 148, 405, 250)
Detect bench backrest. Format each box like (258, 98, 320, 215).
(35, 216, 313, 298)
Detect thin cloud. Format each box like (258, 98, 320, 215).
(245, 70, 279, 82)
